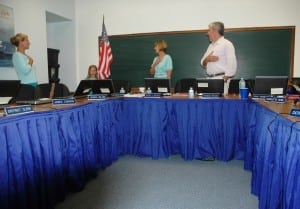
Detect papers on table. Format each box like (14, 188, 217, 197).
(123, 93, 144, 98)
(0, 97, 12, 105)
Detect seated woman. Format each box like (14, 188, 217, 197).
(149, 40, 173, 79)
(85, 65, 98, 80)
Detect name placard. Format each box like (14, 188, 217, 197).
(253, 95, 268, 99)
(201, 93, 221, 98)
(88, 94, 108, 100)
(52, 98, 76, 105)
(110, 93, 125, 97)
(264, 96, 285, 103)
(144, 93, 162, 98)
(276, 96, 286, 103)
(4, 105, 33, 116)
(290, 109, 300, 117)
(264, 96, 275, 102)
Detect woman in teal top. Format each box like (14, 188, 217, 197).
(10, 33, 37, 87)
(149, 40, 173, 78)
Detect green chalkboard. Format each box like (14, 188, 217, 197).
(109, 26, 295, 87)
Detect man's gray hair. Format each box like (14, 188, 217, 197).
(209, 21, 224, 36)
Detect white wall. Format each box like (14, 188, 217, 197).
(47, 21, 77, 90)
(75, 0, 300, 83)
(0, 0, 48, 82)
(44, 0, 74, 20)
(45, 0, 76, 90)
(0, 0, 76, 90)
(1, 0, 299, 89)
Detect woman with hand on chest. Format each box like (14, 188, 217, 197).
(149, 40, 173, 79)
(10, 33, 37, 87)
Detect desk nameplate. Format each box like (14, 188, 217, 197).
(52, 98, 76, 105)
(290, 109, 300, 117)
(144, 93, 162, 98)
(4, 105, 33, 116)
(88, 94, 108, 100)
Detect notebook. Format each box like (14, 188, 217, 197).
(0, 97, 13, 109)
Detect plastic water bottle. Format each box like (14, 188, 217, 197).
(239, 78, 246, 89)
(146, 87, 152, 94)
(120, 87, 125, 94)
(188, 87, 194, 98)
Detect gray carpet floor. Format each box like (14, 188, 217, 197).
(55, 155, 258, 209)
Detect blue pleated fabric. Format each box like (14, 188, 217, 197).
(245, 102, 300, 209)
(0, 102, 114, 209)
(0, 98, 299, 209)
(119, 98, 250, 161)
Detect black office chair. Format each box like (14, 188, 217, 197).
(36, 83, 71, 98)
(15, 84, 37, 101)
(112, 80, 130, 93)
(247, 79, 255, 95)
(292, 77, 300, 89)
(54, 83, 71, 98)
(289, 77, 300, 94)
(228, 79, 255, 95)
(36, 83, 52, 98)
(174, 78, 197, 93)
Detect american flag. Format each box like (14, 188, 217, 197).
(98, 17, 113, 79)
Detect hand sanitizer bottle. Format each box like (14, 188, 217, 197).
(120, 87, 125, 94)
(146, 87, 152, 94)
(239, 78, 246, 89)
(188, 87, 194, 98)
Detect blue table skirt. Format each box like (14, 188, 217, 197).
(118, 98, 249, 161)
(0, 98, 299, 209)
(245, 102, 300, 209)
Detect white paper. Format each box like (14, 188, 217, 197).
(100, 88, 111, 93)
(158, 87, 168, 93)
(0, 97, 12, 105)
(271, 88, 283, 95)
(198, 82, 208, 88)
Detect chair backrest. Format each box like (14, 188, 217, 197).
(228, 79, 255, 95)
(112, 80, 130, 93)
(292, 77, 300, 86)
(36, 83, 71, 98)
(53, 83, 71, 98)
(174, 78, 197, 93)
(15, 84, 37, 101)
(0, 80, 21, 97)
(36, 83, 51, 98)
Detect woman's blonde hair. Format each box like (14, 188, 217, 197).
(87, 65, 98, 78)
(154, 40, 168, 52)
(10, 33, 28, 47)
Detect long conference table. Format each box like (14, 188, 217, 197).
(0, 95, 300, 209)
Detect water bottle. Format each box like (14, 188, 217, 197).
(120, 87, 125, 94)
(239, 78, 246, 89)
(146, 87, 152, 94)
(188, 87, 194, 98)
